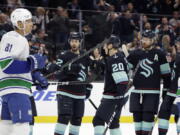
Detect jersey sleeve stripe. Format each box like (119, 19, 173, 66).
(0, 79, 32, 90)
(0, 56, 12, 61)
(167, 92, 177, 97)
(112, 71, 128, 84)
(176, 88, 180, 95)
(0, 58, 13, 70)
(2, 59, 31, 74)
(128, 62, 134, 69)
(160, 63, 171, 75)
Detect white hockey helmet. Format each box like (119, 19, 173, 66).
(10, 8, 32, 28)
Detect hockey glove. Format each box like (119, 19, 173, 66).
(64, 64, 81, 76)
(28, 54, 47, 71)
(32, 71, 49, 91)
(85, 84, 93, 99)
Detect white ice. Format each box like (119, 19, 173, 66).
(33, 123, 177, 135)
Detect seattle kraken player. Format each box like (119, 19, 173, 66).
(127, 31, 171, 135)
(0, 8, 47, 135)
(158, 37, 180, 135)
(54, 32, 93, 135)
(93, 35, 129, 135)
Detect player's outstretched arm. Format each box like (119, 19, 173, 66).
(0, 54, 46, 74)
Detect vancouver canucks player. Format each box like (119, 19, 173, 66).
(0, 8, 47, 135)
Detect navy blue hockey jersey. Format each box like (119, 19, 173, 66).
(55, 50, 91, 99)
(127, 48, 171, 94)
(103, 51, 129, 99)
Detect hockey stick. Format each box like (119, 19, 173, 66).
(148, 100, 162, 135)
(89, 98, 98, 110)
(177, 101, 180, 135)
(45, 38, 108, 79)
(102, 62, 140, 135)
(33, 80, 91, 86)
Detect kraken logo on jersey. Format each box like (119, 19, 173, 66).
(140, 59, 154, 78)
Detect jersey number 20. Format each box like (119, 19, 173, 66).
(112, 63, 124, 72)
(5, 43, 13, 52)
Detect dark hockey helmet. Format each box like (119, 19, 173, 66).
(68, 32, 83, 43)
(142, 30, 155, 39)
(107, 35, 121, 48)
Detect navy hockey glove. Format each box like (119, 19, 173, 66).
(28, 54, 47, 71)
(86, 84, 93, 99)
(64, 64, 81, 76)
(32, 71, 49, 91)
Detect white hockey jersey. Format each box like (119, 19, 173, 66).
(0, 31, 32, 96)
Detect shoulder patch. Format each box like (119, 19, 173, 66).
(154, 54, 158, 61)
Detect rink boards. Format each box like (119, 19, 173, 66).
(0, 82, 177, 123)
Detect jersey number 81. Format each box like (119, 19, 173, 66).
(5, 43, 13, 52)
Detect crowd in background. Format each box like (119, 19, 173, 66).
(0, 0, 179, 80)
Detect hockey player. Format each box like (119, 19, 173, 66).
(92, 35, 129, 135)
(0, 8, 47, 135)
(127, 31, 171, 135)
(54, 32, 93, 135)
(158, 37, 180, 135)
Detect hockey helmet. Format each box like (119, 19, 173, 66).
(10, 8, 32, 28)
(142, 30, 155, 39)
(107, 35, 121, 48)
(68, 32, 83, 43)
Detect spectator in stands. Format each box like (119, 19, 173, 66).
(0, 13, 12, 40)
(144, 22, 153, 32)
(173, 0, 180, 10)
(146, 0, 161, 15)
(89, 48, 104, 80)
(47, 7, 70, 51)
(90, 48, 103, 61)
(96, 0, 110, 11)
(155, 17, 171, 33)
(6, 0, 23, 8)
(112, 10, 136, 44)
(156, 17, 175, 47)
(88, 6, 109, 46)
(34, 29, 54, 56)
(126, 2, 137, 13)
(33, 7, 49, 31)
(142, 15, 149, 25)
(106, 0, 126, 12)
(161, 0, 174, 15)
(169, 11, 180, 29)
(161, 35, 172, 50)
(66, 0, 80, 19)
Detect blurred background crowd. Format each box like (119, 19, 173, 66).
(0, 0, 179, 80)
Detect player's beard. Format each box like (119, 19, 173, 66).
(142, 42, 152, 50)
(71, 45, 79, 53)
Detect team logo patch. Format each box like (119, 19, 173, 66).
(140, 59, 154, 78)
